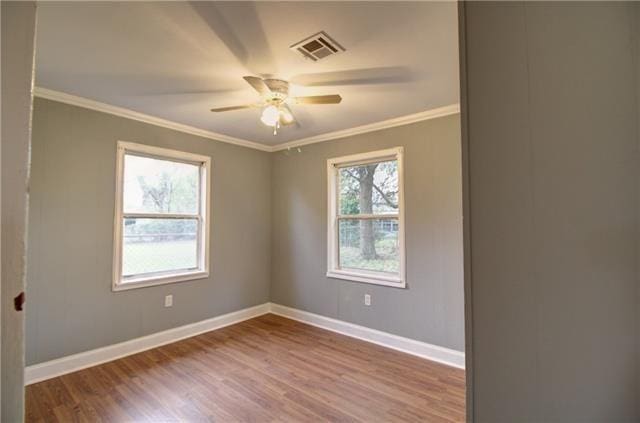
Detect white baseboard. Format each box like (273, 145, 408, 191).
(25, 303, 270, 385)
(269, 303, 465, 369)
(25, 302, 464, 385)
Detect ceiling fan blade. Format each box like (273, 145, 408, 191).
(290, 67, 415, 87)
(280, 104, 298, 127)
(243, 76, 270, 94)
(137, 89, 240, 97)
(190, 2, 276, 75)
(210, 104, 254, 112)
(293, 94, 342, 105)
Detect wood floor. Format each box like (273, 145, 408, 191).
(26, 314, 465, 422)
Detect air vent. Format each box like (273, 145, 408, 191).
(290, 31, 345, 62)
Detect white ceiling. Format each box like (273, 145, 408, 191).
(35, 1, 459, 146)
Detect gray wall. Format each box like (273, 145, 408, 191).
(1, 2, 36, 421)
(636, 2, 640, 410)
(461, 2, 639, 421)
(271, 115, 465, 352)
(27, 100, 465, 367)
(26, 98, 271, 364)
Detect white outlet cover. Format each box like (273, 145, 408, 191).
(364, 294, 371, 306)
(164, 295, 173, 307)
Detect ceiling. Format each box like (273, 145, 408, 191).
(35, 1, 459, 147)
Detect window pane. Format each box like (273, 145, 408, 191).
(338, 160, 398, 215)
(338, 218, 399, 274)
(123, 154, 199, 214)
(122, 218, 198, 277)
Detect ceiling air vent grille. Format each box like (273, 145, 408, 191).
(290, 31, 345, 62)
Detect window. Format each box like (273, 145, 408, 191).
(112, 141, 210, 291)
(327, 147, 405, 287)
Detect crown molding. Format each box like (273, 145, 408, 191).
(33, 87, 272, 152)
(34, 87, 459, 153)
(270, 104, 460, 152)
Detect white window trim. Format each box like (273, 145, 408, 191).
(326, 147, 406, 288)
(112, 141, 211, 292)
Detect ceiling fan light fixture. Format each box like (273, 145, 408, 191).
(211, 76, 341, 135)
(260, 105, 280, 127)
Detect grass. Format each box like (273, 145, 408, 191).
(339, 237, 399, 274)
(123, 237, 400, 277)
(123, 240, 197, 275)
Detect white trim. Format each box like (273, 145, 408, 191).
(270, 303, 465, 369)
(33, 87, 272, 152)
(24, 303, 271, 385)
(122, 212, 200, 219)
(326, 147, 406, 288)
(326, 148, 402, 168)
(113, 270, 210, 292)
(326, 270, 404, 288)
(272, 104, 460, 151)
(24, 303, 464, 385)
(112, 141, 211, 291)
(337, 213, 398, 220)
(34, 86, 459, 153)
(117, 141, 212, 164)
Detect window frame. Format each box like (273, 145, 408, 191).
(112, 141, 211, 292)
(326, 147, 406, 288)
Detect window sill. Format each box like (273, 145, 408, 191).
(326, 270, 406, 288)
(113, 270, 209, 292)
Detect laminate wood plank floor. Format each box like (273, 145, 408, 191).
(26, 313, 465, 422)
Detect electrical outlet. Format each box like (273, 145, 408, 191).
(364, 294, 371, 306)
(164, 294, 173, 307)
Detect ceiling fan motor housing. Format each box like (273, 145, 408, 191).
(263, 79, 289, 103)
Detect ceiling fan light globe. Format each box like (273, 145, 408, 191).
(261, 105, 280, 127)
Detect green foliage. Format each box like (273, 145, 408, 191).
(137, 171, 197, 213)
(338, 160, 399, 259)
(129, 169, 199, 239)
(339, 161, 398, 214)
(339, 171, 360, 214)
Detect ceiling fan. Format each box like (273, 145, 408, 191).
(210, 76, 342, 135)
